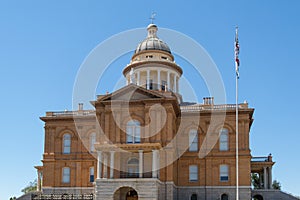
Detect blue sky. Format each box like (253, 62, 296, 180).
(1, 0, 300, 199)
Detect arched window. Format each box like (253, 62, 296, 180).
(127, 158, 139, 178)
(191, 194, 197, 200)
(89, 132, 96, 152)
(221, 193, 229, 200)
(220, 165, 229, 182)
(62, 167, 70, 183)
(219, 128, 229, 151)
(63, 134, 71, 154)
(126, 120, 141, 144)
(189, 129, 198, 152)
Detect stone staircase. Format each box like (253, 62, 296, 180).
(252, 189, 300, 200)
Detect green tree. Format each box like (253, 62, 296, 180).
(9, 197, 16, 200)
(21, 179, 37, 194)
(272, 179, 281, 190)
(251, 173, 260, 189)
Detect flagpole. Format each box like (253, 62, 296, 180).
(236, 63, 239, 200)
(235, 26, 239, 200)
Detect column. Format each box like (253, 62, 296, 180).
(110, 151, 115, 179)
(173, 74, 177, 93)
(167, 71, 170, 91)
(152, 150, 158, 178)
(97, 151, 102, 179)
(139, 150, 143, 178)
(147, 70, 150, 89)
(137, 71, 140, 86)
(157, 69, 161, 90)
(268, 167, 272, 189)
(103, 153, 108, 178)
(263, 167, 268, 189)
(36, 170, 41, 191)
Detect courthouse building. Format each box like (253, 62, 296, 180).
(34, 23, 281, 200)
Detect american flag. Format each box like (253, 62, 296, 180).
(235, 27, 240, 78)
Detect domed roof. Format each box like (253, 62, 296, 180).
(134, 24, 171, 54)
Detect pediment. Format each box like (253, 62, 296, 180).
(99, 84, 164, 102)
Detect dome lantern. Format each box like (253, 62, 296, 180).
(147, 24, 158, 38)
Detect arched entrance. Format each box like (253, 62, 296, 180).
(253, 194, 264, 200)
(221, 193, 229, 200)
(114, 187, 138, 200)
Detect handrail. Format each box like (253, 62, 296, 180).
(46, 110, 95, 117)
(180, 103, 249, 112)
(33, 193, 94, 200)
(251, 156, 273, 162)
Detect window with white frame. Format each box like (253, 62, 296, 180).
(89, 167, 94, 182)
(189, 165, 198, 182)
(220, 164, 229, 182)
(126, 120, 141, 144)
(219, 128, 229, 151)
(90, 132, 96, 152)
(62, 167, 70, 183)
(63, 133, 71, 154)
(189, 129, 198, 152)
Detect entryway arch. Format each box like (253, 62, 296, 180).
(253, 194, 264, 200)
(113, 186, 138, 200)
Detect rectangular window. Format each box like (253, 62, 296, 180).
(189, 129, 198, 152)
(126, 120, 141, 144)
(62, 167, 70, 183)
(89, 167, 94, 182)
(189, 165, 198, 182)
(220, 165, 229, 182)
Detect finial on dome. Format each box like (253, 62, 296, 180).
(149, 12, 156, 24)
(147, 12, 158, 38)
